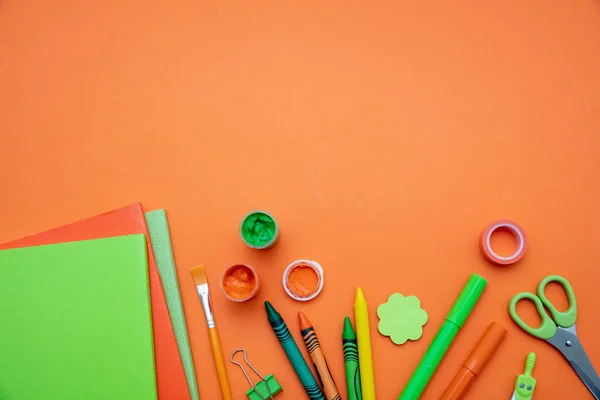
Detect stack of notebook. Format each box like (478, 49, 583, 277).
(0, 204, 200, 400)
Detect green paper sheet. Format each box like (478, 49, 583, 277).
(146, 210, 200, 400)
(0, 235, 157, 400)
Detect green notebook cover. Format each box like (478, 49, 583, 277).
(0, 234, 157, 400)
(146, 210, 199, 400)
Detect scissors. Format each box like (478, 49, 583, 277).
(509, 275, 600, 399)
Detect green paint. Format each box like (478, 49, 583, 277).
(241, 211, 278, 248)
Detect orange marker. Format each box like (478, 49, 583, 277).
(440, 322, 507, 400)
(298, 312, 341, 400)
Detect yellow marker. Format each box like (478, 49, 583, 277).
(355, 287, 376, 399)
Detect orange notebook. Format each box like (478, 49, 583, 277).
(0, 203, 191, 400)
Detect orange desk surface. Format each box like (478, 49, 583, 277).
(1, 1, 599, 399)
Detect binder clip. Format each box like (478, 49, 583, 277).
(230, 348, 282, 400)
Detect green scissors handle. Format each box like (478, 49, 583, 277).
(508, 275, 577, 340)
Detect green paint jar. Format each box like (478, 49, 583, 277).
(240, 210, 279, 249)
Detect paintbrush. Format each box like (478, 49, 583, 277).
(191, 266, 232, 400)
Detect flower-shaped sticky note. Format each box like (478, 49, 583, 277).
(377, 293, 428, 345)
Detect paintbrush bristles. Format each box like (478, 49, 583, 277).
(190, 266, 207, 286)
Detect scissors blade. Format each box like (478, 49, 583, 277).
(548, 326, 600, 400)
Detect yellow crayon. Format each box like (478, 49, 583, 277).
(355, 288, 376, 400)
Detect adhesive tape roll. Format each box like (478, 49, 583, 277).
(480, 220, 527, 266)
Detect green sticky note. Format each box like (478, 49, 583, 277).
(0, 235, 157, 400)
(377, 293, 428, 345)
(146, 210, 200, 400)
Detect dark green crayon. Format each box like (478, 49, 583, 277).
(265, 301, 326, 400)
(343, 317, 363, 400)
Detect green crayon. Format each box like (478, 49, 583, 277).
(343, 317, 363, 400)
(265, 301, 326, 400)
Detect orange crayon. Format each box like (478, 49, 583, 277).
(299, 312, 342, 400)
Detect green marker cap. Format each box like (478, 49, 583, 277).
(446, 274, 487, 327)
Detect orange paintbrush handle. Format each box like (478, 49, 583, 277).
(209, 327, 232, 400)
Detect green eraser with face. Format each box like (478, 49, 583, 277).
(514, 352, 536, 400)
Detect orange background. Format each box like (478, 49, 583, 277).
(1, 1, 600, 399)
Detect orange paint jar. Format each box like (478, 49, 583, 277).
(221, 263, 261, 302)
(283, 260, 324, 301)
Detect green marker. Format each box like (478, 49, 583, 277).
(343, 317, 363, 400)
(265, 301, 325, 400)
(511, 353, 536, 400)
(398, 274, 487, 400)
